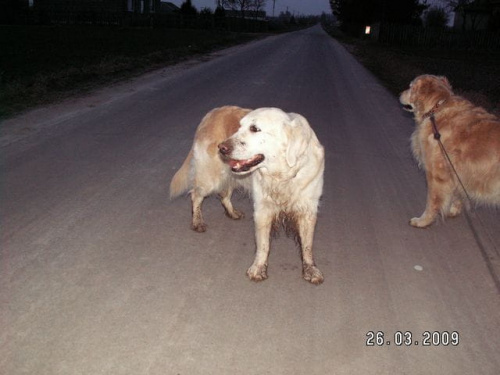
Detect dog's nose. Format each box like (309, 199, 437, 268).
(218, 142, 231, 156)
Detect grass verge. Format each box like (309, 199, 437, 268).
(0, 25, 261, 119)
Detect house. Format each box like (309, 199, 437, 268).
(127, 0, 161, 14)
(159, 1, 179, 13)
(0, 0, 30, 23)
(31, 0, 168, 24)
(453, 0, 500, 30)
(34, 0, 161, 15)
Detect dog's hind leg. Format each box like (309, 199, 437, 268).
(410, 169, 455, 228)
(219, 186, 244, 220)
(447, 196, 463, 218)
(189, 151, 225, 232)
(191, 187, 208, 232)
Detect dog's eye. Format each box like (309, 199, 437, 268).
(250, 125, 261, 133)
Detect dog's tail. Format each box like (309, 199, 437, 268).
(170, 149, 193, 199)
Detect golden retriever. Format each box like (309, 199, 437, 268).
(400, 74, 500, 228)
(170, 106, 325, 284)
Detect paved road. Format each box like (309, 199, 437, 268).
(2, 25, 499, 375)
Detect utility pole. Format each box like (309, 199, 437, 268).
(272, 0, 276, 17)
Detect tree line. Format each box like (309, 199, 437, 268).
(330, 0, 428, 27)
(330, 0, 500, 35)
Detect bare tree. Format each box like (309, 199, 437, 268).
(221, 0, 253, 18)
(254, 0, 266, 16)
(221, 0, 266, 18)
(445, 0, 481, 30)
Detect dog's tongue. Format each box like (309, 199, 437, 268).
(227, 155, 264, 173)
(228, 160, 245, 170)
(228, 159, 253, 172)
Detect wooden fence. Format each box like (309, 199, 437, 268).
(372, 23, 500, 52)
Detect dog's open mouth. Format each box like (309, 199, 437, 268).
(227, 154, 265, 173)
(402, 104, 414, 112)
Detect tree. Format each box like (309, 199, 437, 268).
(254, 0, 266, 16)
(180, 0, 197, 16)
(329, 0, 377, 26)
(382, 0, 428, 25)
(221, 0, 251, 18)
(221, 0, 266, 18)
(200, 7, 213, 15)
(446, 0, 481, 30)
(424, 6, 449, 28)
(214, 3, 226, 18)
(329, 0, 378, 33)
(214, 3, 226, 28)
(330, 0, 429, 30)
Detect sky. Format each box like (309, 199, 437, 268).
(168, 1, 452, 18)
(167, 0, 332, 17)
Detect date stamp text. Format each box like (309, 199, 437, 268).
(366, 331, 459, 347)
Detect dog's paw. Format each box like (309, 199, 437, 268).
(447, 202, 462, 218)
(303, 265, 324, 285)
(247, 263, 268, 282)
(409, 217, 432, 228)
(226, 209, 245, 220)
(191, 222, 207, 233)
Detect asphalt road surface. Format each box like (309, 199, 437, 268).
(2, 25, 499, 375)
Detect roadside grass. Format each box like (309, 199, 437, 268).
(323, 26, 500, 115)
(4, 24, 499, 119)
(0, 25, 261, 118)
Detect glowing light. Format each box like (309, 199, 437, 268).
(365, 26, 371, 35)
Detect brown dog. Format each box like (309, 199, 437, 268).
(400, 74, 500, 228)
(170, 106, 252, 233)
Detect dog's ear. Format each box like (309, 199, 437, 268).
(438, 76, 452, 90)
(285, 113, 312, 168)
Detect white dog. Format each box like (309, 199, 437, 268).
(170, 106, 325, 284)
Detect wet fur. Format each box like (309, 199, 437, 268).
(400, 75, 500, 227)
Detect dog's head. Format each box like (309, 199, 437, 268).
(218, 107, 315, 175)
(399, 75, 453, 116)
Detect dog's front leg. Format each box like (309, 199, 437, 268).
(247, 207, 273, 282)
(297, 212, 324, 285)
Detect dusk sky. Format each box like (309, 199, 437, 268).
(168, 0, 332, 17)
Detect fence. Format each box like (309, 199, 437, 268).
(23, 10, 269, 32)
(372, 23, 500, 52)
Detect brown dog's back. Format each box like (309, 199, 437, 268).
(433, 96, 500, 203)
(169, 106, 251, 199)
